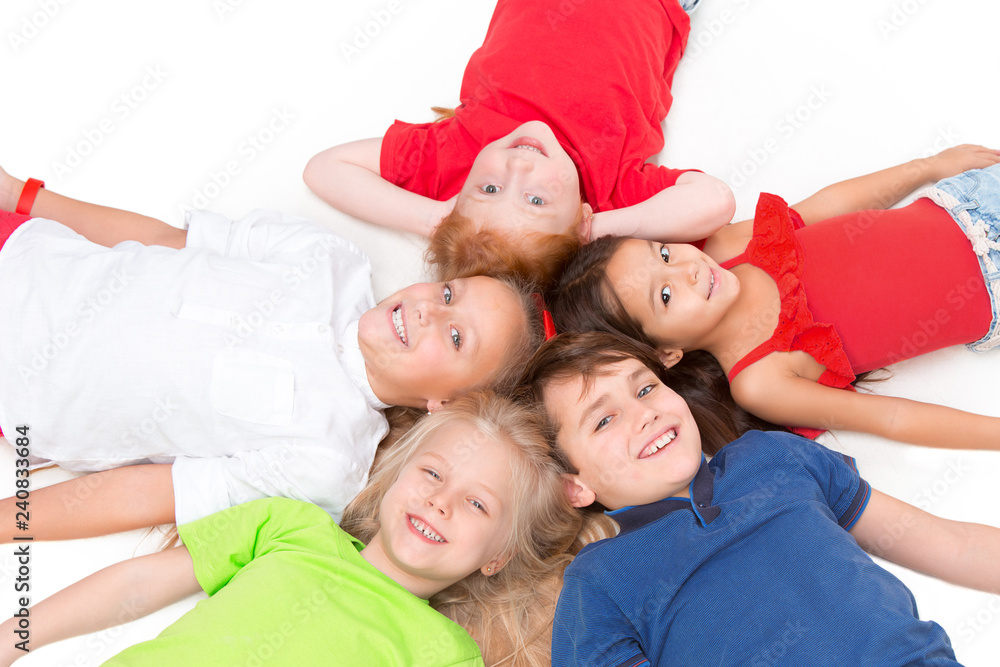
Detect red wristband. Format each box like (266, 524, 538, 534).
(15, 178, 45, 216)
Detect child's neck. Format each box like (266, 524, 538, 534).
(698, 264, 781, 375)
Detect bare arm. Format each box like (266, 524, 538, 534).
(588, 171, 736, 243)
(851, 489, 1000, 593)
(733, 361, 1000, 450)
(791, 144, 1000, 225)
(303, 138, 454, 237)
(0, 464, 175, 543)
(0, 167, 187, 248)
(0, 546, 199, 666)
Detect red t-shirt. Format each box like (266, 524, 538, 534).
(380, 0, 694, 212)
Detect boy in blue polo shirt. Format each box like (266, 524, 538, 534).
(522, 331, 1000, 667)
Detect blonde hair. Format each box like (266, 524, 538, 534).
(341, 390, 613, 666)
(427, 206, 583, 292)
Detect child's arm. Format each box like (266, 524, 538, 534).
(303, 138, 455, 237)
(0, 167, 187, 248)
(732, 361, 1000, 450)
(0, 465, 175, 543)
(0, 546, 199, 666)
(587, 171, 736, 243)
(791, 144, 1000, 225)
(851, 489, 1000, 593)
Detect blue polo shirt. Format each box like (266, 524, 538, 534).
(552, 431, 958, 667)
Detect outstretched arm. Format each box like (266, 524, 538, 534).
(303, 138, 455, 237)
(589, 171, 735, 243)
(0, 546, 199, 666)
(791, 144, 1000, 225)
(0, 167, 187, 248)
(732, 361, 1000, 450)
(851, 489, 1000, 593)
(0, 465, 175, 543)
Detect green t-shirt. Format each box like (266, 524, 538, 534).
(103, 497, 484, 666)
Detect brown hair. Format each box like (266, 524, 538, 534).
(520, 331, 786, 461)
(341, 390, 614, 666)
(427, 207, 581, 291)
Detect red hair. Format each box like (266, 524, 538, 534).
(427, 207, 582, 291)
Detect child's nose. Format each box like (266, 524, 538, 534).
(506, 154, 534, 173)
(426, 491, 452, 516)
(414, 299, 444, 326)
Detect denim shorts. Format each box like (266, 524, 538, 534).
(922, 162, 1000, 352)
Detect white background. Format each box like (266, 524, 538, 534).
(2, 0, 1000, 664)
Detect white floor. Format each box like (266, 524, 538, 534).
(3, 0, 1000, 664)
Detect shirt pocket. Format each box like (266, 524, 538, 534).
(210, 349, 295, 427)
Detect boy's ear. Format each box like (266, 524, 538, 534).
(658, 348, 683, 369)
(562, 473, 597, 508)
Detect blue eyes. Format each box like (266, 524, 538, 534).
(443, 284, 453, 304)
(477, 185, 544, 206)
(638, 384, 654, 398)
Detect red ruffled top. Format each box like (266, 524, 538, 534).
(721, 194, 856, 439)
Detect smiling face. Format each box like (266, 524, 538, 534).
(458, 121, 590, 239)
(358, 276, 527, 410)
(361, 420, 515, 598)
(606, 239, 740, 356)
(543, 357, 702, 511)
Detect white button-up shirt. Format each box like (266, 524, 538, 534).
(0, 210, 388, 523)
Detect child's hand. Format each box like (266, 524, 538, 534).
(924, 144, 1000, 181)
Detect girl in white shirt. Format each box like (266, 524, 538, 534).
(0, 168, 544, 540)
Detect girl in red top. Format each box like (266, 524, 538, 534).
(553, 144, 1000, 449)
(304, 0, 734, 288)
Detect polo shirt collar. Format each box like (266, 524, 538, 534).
(607, 456, 720, 535)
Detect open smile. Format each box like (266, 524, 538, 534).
(508, 136, 548, 157)
(391, 305, 408, 346)
(408, 514, 447, 543)
(707, 268, 717, 300)
(639, 427, 678, 459)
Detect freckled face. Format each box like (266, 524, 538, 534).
(458, 120, 586, 238)
(606, 239, 740, 352)
(543, 358, 702, 510)
(358, 276, 526, 410)
(362, 421, 516, 598)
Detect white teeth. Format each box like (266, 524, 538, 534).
(392, 306, 407, 345)
(410, 517, 445, 542)
(645, 430, 677, 457)
(708, 272, 715, 298)
(514, 144, 542, 154)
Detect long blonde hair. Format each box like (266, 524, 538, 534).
(341, 390, 612, 666)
